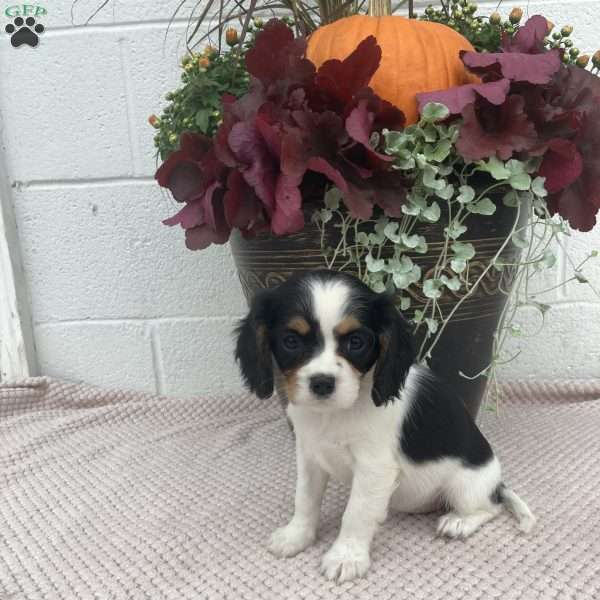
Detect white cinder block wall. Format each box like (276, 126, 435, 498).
(1, 0, 598, 395)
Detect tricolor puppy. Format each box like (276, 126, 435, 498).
(235, 270, 535, 583)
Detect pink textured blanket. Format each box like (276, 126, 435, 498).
(1, 377, 600, 599)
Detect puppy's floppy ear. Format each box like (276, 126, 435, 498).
(372, 295, 415, 406)
(235, 290, 274, 399)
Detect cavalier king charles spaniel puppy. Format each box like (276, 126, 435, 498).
(235, 270, 535, 583)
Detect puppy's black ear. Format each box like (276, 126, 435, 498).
(235, 290, 274, 399)
(372, 296, 415, 406)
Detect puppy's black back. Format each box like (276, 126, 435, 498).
(400, 370, 493, 467)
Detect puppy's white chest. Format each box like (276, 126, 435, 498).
(312, 440, 355, 485)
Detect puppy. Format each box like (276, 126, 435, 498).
(235, 270, 535, 583)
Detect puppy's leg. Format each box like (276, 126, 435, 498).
(437, 457, 502, 540)
(437, 507, 501, 538)
(269, 444, 328, 558)
(321, 460, 397, 583)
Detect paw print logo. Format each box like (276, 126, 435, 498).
(5, 16, 44, 48)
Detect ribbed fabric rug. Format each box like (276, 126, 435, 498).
(1, 377, 600, 600)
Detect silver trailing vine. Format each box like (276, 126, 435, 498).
(312, 102, 598, 409)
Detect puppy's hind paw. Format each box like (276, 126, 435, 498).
(517, 513, 536, 534)
(437, 513, 467, 539)
(320, 541, 371, 583)
(268, 523, 316, 558)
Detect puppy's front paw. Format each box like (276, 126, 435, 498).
(320, 541, 371, 583)
(268, 523, 316, 558)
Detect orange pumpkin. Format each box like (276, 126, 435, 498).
(306, 15, 479, 124)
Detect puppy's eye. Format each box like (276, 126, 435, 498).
(282, 333, 301, 351)
(347, 333, 366, 353)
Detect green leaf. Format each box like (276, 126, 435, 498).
(413, 309, 424, 323)
(450, 258, 467, 273)
(509, 324, 522, 337)
(422, 201, 441, 222)
(392, 264, 421, 289)
(401, 233, 428, 254)
(383, 130, 407, 152)
(477, 156, 510, 180)
(509, 172, 532, 191)
(437, 183, 455, 200)
(425, 139, 453, 163)
(356, 232, 370, 246)
(394, 151, 416, 170)
(369, 231, 386, 245)
(440, 274, 461, 291)
(372, 280, 386, 293)
(397, 255, 415, 273)
(195, 109, 211, 133)
(402, 202, 421, 216)
(366, 253, 385, 273)
(400, 296, 411, 311)
(425, 318, 439, 334)
(531, 176, 548, 198)
(422, 166, 446, 191)
(374, 217, 389, 234)
(319, 209, 332, 224)
(457, 185, 475, 204)
(451, 241, 476, 260)
(534, 249, 556, 270)
(445, 221, 467, 240)
(384, 222, 401, 243)
(423, 123, 438, 143)
(421, 102, 450, 123)
(503, 190, 520, 207)
(415, 154, 428, 170)
(506, 159, 527, 175)
(390, 256, 421, 289)
(324, 187, 342, 210)
(468, 197, 497, 215)
(423, 278, 442, 299)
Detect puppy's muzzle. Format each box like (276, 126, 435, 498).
(309, 374, 336, 398)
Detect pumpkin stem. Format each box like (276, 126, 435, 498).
(367, 0, 391, 17)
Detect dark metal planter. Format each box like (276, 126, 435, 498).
(230, 200, 522, 418)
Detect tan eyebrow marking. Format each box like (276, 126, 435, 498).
(286, 317, 310, 335)
(334, 316, 361, 336)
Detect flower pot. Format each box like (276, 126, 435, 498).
(230, 200, 523, 418)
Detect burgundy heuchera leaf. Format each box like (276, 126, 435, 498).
(457, 95, 537, 160)
(461, 49, 561, 85)
(417, 79, 510, 115)
(414, 15, 600, 232)
(546, 101, 600, 231)
(538, 139, 583, 194)
(502, 15, 548, 53)
(156, 20, 409, 248)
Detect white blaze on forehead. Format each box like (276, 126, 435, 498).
(310, 278, 350, 338)
(294, 277, 361, 408)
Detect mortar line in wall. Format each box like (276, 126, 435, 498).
(34, 315, 244, 327)
(44, 18, 190, 36)
(12, 176, 156, 191)
(149, 325, 166, 395)
(118, 37, 143, 177)
(34, 298, 600, 329)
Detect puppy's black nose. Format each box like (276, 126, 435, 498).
(309, 374, 336, 397)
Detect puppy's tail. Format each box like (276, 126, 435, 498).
(496, 483, 536, 533)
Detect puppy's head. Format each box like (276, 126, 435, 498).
(235, 271, 415, 410)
